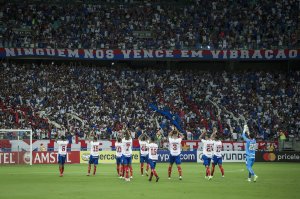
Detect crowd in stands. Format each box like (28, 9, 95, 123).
(0, 0, 299, 50)
(0, 62, 299, 143)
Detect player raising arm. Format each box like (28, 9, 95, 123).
(242, 125, 258, 182)
(211, 128, 224, 178)
(56, 135, 69, 177)
(122, 129, 133, 182)
(87, 135, 100, 176)
(115, 137, 123, 178)
(148, 137, 159, 182)
(138, 130, 150, 176)
(168, 126, 184, 180)
(199, 129, 214, 180)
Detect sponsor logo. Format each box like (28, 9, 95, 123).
(263, 153, 276, 161)
(81, 152, 90, 161)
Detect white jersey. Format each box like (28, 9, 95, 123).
(115, 141, 123, 157)
(139, 140, 149, 156)
(213, 140, 222, 157)
(90, 141, 100, 157)
(169, 137, 182, 156)
(202, 139, 214, 158)
(57, 140, 68, 155)
(148, 143, 158, 160)
(122, 138, 133, 157)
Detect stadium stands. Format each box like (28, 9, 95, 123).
(0, 0, 299, 49)
(0, 62, 299, 141)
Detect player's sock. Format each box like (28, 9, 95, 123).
(88, 165, 91, 175)
(146, 164, 149, 172)
(93, 165, 97, 175)
(211, 164, 215, 176)
(152, 169, 158, 177)
(125, 166, 129, 179)
(219, 165, 224, 176)
(129, 165, 133, 177)
(117, 165, 120, 175)
(168, 165, 172, 178)
(122, 165, 125, 177)
(149, 171, 153, 181)
(141, 163, 144, 175)
(62, 166, 64, 174)
(59, 167, 62, 175)
(249, 172, 251, 178)
(206, 166, 211, 176)
(177, 166, 182, 177)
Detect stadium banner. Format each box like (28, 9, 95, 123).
(256, 151, 300, 162)
(0, 48, 299, 60)
(181, 140, 278, 151)
(157, 151, 197, 163)
(196, 151, 246, 163)
(1, 139, 278, 152)
(79, 151, 140, 164)
(0, 151, 80, 164)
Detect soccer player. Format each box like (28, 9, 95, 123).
(115, 137, 123, 178)
(122, 130, 133, 181)
(138, 131, 150, 176)
(242, 125, 258, 182)
(211, 132, 224, 178)
(148, 137, 159, 182)
(87, 135, 100, 176)
(199, 129, 214, 180)
(168, 126, 183, 180)
(56, 135, 69, 177)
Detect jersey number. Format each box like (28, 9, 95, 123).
(117, 146, 121, 153)
(93, 145, 99, 152)
(249, 144, 255, 150)
(126, 143, 131, 151)
(172, 144, 178, 151)
(151, 148, 157, 155)
(216, 146, 222, 152)
(207, 144, 212, 152)
(141, 145, 148, 151)
(61, 146, 66, 151)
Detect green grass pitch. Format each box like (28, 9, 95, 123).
(0, 163, 299, 199)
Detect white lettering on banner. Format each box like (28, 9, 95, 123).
(10, 140, 51, 152)
(67, 49, 79, 58)
(252, 50, 263, 58)
(289, 50, 297, 58)
(84, 49, 94, 58)
(181, 50, 189, 57)
(165, 50, 173, 58)
(158, 153, 169, 162)
(46, 49, 55, 56)
(155, 50, 164, 58)
(240, 50, 249, 58)
(133, 50, 141, 58)
(196, 151, 246, 163)
(0, 153, 16, 164)
(121, 50, 131, 58)
(191, 50, 203, 58)
(36, 48, 44, 55)
(5, 48, 16, 56)
(95, 50, 104, 58)
(57, 49, 66, 57)
(230, 50, 238, 58)
(106, 50, 114, 59)
(211, 50, 221, 58)
(33, 152, 71, 164)
(265, 50, 273, 59)
(24, 48, 34, 55)
(223, 50, 228, 59)
(17, 48, 22, 55)
(143, 50, 154, 58)
(276, 50, 286, 58)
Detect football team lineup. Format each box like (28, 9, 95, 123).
(55, 125, 256, 182)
